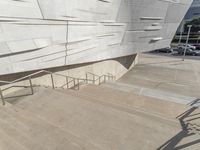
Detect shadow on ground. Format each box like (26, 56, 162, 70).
(157, 99, 200, 150)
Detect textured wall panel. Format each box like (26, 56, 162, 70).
(0, 0, 192, 75)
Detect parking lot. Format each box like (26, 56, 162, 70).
(149, 51, 200, 60)
(149, 45, 200, 61)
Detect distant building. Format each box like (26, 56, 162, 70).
(179, 0, 200, 33)
(185, 0, 200, 20)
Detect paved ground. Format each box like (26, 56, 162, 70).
(0, 53, 199, 150)
(120, 53, 200, 100)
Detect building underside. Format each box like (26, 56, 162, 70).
(0, 0, 192, 75)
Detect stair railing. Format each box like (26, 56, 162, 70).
(86, 72, 115, 85)
(0, 70, 85, 105)
(0, 70, 115, 105)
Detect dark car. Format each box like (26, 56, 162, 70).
(155, 47, 173, 53)
(192, 44, 200, 50)
(178, 44, 196, 50)
(178, 48, 200, 56)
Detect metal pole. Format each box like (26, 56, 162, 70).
(77, 79, 80, 90)
(29, 77, 34, 95)
(66, 77, 69, 89)
(104, 75, 106, 83)
(183, 25, 192, 61)
(93, 75, 95, 84)
(98, 77, 101, 85)
(73, 79, 76, 88)
(86, 74, 88, 84)
(0, 89, 5, 105)
(178, 23, 184, 45)
(50, 73, 55, 89)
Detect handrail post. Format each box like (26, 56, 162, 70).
(73, 79, 76, 88)
(66, 77, 69, 89)
(0, 88, 5, 105)
(98, 77, 101, 85)
(77, 79, 80, 90)
(50, 73, 55, 89)
(29, 77, 34, 95)
(86, 74, 88, 84)
(93, 75, 95, 84)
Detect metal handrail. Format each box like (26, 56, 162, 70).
(0, 70, 80, 105)
(0, 70, 77, 84)
(86, 72, 115, 85)
(0, 70, 116, 105)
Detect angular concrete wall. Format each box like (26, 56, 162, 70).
(0, 54, 138, 96)
(0, 0, 192, 75)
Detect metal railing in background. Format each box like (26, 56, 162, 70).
(0, 70, 115, 105)
(86, 72, 115, 85)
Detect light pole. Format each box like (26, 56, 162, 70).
(182, 25, 192, 61)
(178, 23, 184, 45)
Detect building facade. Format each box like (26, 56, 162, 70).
(178, 0, 200, 32)
(0, 0, 192, 75)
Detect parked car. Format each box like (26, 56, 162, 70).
(178, 44, 196, 50)
(155, 47, 173, 53)
(178, 48, 200, 56)
(192, 44, 200, 50)
(195, 50, 200, 56)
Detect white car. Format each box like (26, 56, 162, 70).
(178, 44, 196, 50)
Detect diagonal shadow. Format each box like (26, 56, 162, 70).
(157, 99, 200, 150)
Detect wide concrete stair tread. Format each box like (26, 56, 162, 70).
(120, 65, 200, 98)
(104, 81, 197, 105)
(0, 104, 102, 150)
(13, 88, 181, 150)
(0, 125, 28, 150)
(63, 84, 189, 121)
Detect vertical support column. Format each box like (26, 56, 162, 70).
(29, 77, 34, 95)
(98, 77, 101, 85)
(86, 74, 88, 84)
(0, 89, 5, 105)
(73, 79, 76, 88)
(93, 75, 95, 84)
(51, 74, 55, 89)
(77, 79, 80, 90)
(66, 77, 69, 89)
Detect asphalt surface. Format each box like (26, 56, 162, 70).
(147, 51, 200, 61)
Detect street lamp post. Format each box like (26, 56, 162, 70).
(182, 25, 192, 61)
(178, 23, 184, 45)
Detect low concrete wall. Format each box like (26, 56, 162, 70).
(0, 54, 138, 97)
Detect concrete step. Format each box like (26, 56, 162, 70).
(0, 104, 102, 150)
(119, 65, 200, 98)
(103, 81, 197, 105)
(0, 126, 28, 150)
(63, 84, 189, 121)
(13, 88, 181, 150)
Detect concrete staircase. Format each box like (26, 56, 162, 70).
(0, 81, 199, 149)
